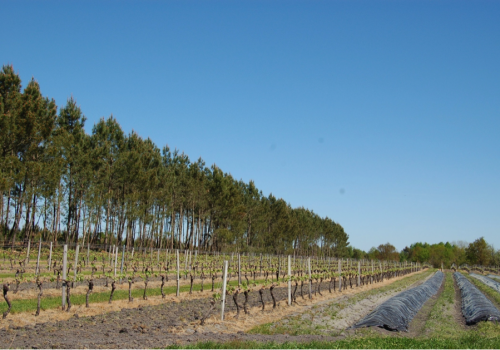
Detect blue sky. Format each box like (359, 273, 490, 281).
(2, 0, 499, 252)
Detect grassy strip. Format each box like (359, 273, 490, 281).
(0, 267, 175, 278)
(0, 278, 260, 314)
(249, 269, 433, 335)
(165, 335, 500, 349)
(421, 272, 500, 340)
(422, 271, 463, 338)
(0, 269, 100, 279)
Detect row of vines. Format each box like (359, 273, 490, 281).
(1, 241, 423, 321)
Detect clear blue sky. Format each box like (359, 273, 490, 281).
(2, 0, 499, 252)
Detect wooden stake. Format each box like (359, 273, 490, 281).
(36, 238, 42, 275)
(114, 245, 118, 278)
(120, 245, 125, 283)
(338, 259, 342, 292)
(308, 257, 312, 299)
(62, 244, 68, 309)
(26, 238, 31, 265)
(357, 261, 360, 287)
(371, 260, 373, 283)
(221, 260, 229, 321)
(176, 249, 180, 297)
(74, 244, 80, 281)
(238, 253, 241, 286)
(288, 255, 291, 306)
(48, 242, 53, 271)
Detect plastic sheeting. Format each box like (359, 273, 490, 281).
(455, 272, 500, 325)
(470, 273, 500, 293)
(487, 274, 500, 282)
(350, 271, 444, 332)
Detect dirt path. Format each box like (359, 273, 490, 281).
(0, 271, 428, 348)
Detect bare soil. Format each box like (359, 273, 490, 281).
(0, 271, 427, 348)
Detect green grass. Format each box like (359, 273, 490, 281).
(422, 272, 464, 338)
(0, 269, 97, 279)
(248, 269, 434, 336)
(165, 334, 500, 349)
(0, 278, 263, 314)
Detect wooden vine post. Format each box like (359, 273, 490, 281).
(62, 244, 68, 309)
(338, 259, 342, 292)
(114, 245, 118, 279)
(120, 245, 125, 283)
(357, 260, 360, 287)
(26, 238, 31, 265)
(238, 253, 241, 286)
(221, 260, 229, 321)
(36, 238, 42, 275)
(308, 257, 312, 299)
(48, 242, 53, 271)
(260, 253, 263, 276)
(288, 255, 291, 306)
(74, 244, 80, 281)
(176, 249, 180, 297)
(371, 260, 374, 284)
(189, 250, 192, 272)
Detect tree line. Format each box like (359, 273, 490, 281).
(346, 237, 500, 268)
(0, 65, 349, 256)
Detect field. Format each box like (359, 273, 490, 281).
(1, 244, 499, 349)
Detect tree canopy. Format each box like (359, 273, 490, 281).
(348, 238, 499, 268)
(0, 65, 349, 256)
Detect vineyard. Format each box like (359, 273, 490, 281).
(0, 241, 499, 348)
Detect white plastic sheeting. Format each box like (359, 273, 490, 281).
(455, 272, 500, 325)
(470, 273, 500, 293)
(350, 271, 444, 332)
(486, 274, 500, 282)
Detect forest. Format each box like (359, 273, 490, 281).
(1, 65, 498, 269)
(0, 65, 348, 256)
(348, 237, 500, 269)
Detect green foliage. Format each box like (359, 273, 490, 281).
(0, 65, 350, 256)
(346, 240, 476, 268)
(465, 237, 493, 266)
(423, 272, 463, 338)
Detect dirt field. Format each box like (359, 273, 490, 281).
(0, 271, 430, 348)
